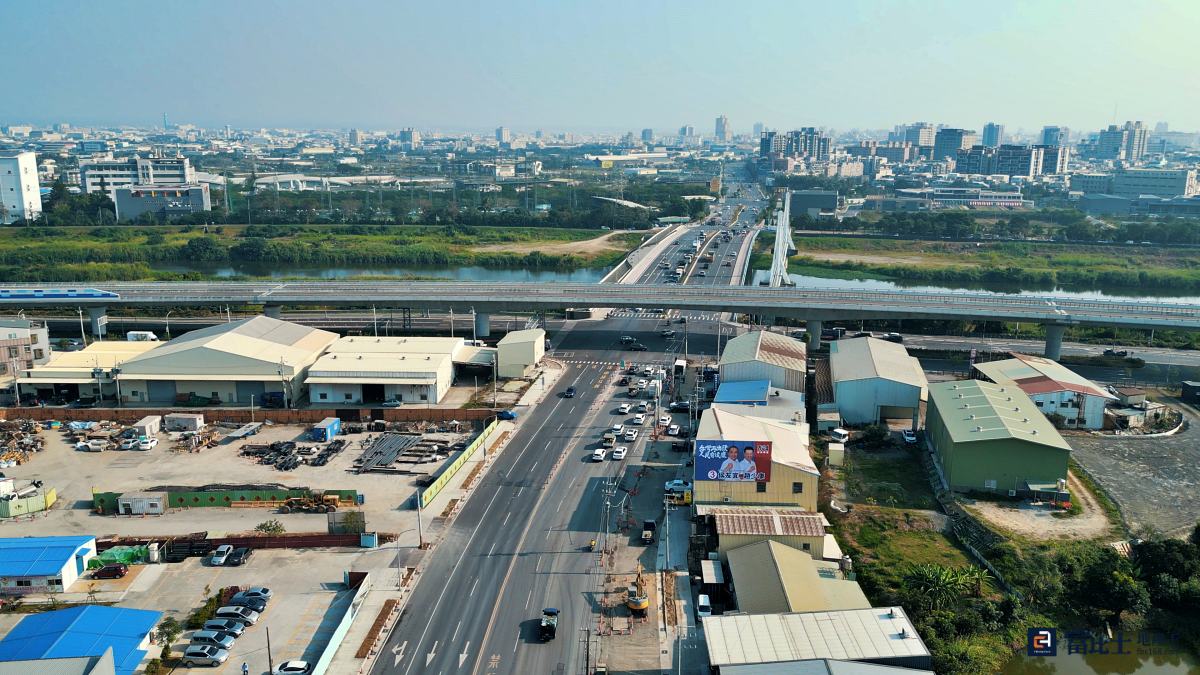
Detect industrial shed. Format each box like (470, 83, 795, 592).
(829, 337, 927, 428)
(0, 536, 96, 595)
(17, 342, 158, 404)
(305, 336, 485, 405)
(719, 331, 807, 392)
(926, 380, 1072, 498)
(0, 605, 161, 675)
(726, 540, 869, 614)
(973, 353, 1115, 430)
(710, 506, 828, 559)
(116, 316, 337, 406)
(496, 328, 545, 378)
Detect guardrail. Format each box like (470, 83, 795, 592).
(417, 419, 499, 509)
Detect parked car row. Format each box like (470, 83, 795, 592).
(181, 587, 305, 672)
(210, 544, 254, 567)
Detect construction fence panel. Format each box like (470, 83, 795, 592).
(1, 406, 498, 425)
(418, 420, 499, 509)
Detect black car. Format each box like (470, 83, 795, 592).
(628, 344, 648, 351)
(227, 596, 267, 613)
(618, 377, 630, 386)
(669, 401, 690, 412)
(227, 547, 253, 566)
(563, 386, 576, 398)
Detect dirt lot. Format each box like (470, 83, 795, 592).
(962, 472, 1114, 541)
(0, 421, 471, 537)
(1069, 403, 1200, 536)
(474, 231, 630, 255)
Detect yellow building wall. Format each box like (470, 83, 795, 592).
(694, 463, 818, 512)
(717, 533, 824, 560)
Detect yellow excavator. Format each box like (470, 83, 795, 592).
(625, 564, 649, 616)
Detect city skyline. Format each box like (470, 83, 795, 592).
(2, 0, 1199, 132)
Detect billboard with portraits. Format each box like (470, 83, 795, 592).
(694, 439, 772, 482)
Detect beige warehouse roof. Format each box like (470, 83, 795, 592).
(704, 607, 929, 667)
(727, 541, 870, 614)
(929, 380, 1071, 450)
(712, 507, 826, 537)
(830, 337, 928, 392)
(309, 351, 450, 378)
(498, 328, 545, 345)
(120, 316, 336, 376)
(698, 405, 816, 475)
(23, 341, 159, 378)
(973, 353, 1115, 400)
(326, 335, 465, 355)
(720, 331, 807, 371)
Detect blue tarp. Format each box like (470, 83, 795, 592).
(66, 422, 96, 431)
(0, 605, 161, 675)
(713, 379, 771, 405)
(0, 536, 95, 578)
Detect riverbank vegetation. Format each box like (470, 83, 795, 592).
(786, 236, 1200, 292)
(0, 224, 644, 281)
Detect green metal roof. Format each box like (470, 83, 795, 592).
(928, 380, 1070, 451)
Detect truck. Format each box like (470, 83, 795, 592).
(310, 417, 342, 442)
(278, 492, 340, 514)
(126, 331, 159, 341)
(538, 608, 559, 641)
(641, 519, 657, 544)
(602, 432, 617, 448)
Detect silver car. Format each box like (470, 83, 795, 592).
(182, 644, 228, 667)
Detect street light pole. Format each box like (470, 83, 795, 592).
(164, 310, 173, 339)
(77, 308, 87, 347)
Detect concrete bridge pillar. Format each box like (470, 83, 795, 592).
(806, 319, 823, 351)
(474, 312, 491, 338)
(1044, 324, 1067, 361)
(263, 304, 283, 319)
(87, 306, 108, 338)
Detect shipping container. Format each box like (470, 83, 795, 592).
(164, 413, 205, 431)
(117, 491, 168, 515)
(133, 415, 162, 438)
(311, 417, 342, 442)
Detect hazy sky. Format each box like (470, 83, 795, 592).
(3, 0, 1198, 134)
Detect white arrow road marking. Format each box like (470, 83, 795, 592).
(459, 642, 470, 668)
(426, 641, 438, 667)
(392, 641, 407, 667)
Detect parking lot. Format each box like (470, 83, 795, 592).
(1069, 401, 1200, 536)
(0, 421, 471, 538)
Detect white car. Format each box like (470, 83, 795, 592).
(658, 415, 671, 426)
(634, 413, 646, 425)
(617, 403, 632, 414)
(667, 424, 681, 436)
(624, 429, 639, 442)
(233, 586, 273, 601)
(137, 438, 158, 451)
(611, 446, 628, 460)
(636, 379, 648, 389)
(119, 438, 139, 450)
(664, 479, 692, 493)
(902, 429, 918, 444)
(273, 662, 313, 675)
(211, 544, 234, 566)
(611, 424, 624, 435)
(592, 448, 608, 462)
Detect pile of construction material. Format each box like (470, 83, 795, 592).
(352, 431, 469, 474)
(0, 420, 45, 466)
(241, 439, 349, 471)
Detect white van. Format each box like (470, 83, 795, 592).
(829, 428, 850, 444)
(696, 594, 712, 620)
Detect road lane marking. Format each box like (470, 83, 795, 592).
(488, 542, 497, 557)
(452, 620, 462, 642)
(458, 642, 470, 668)
(501, 511, 511, 527)
(425, 641, 438, 667)
(469, 578, 479, 597)
(525, 587, 533, 609)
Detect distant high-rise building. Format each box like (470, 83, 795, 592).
(844, 141, 920, 164)
(495, 126, 511, 143)
(534, 129, 544, 140)
(641, 128, 654, 143)
(933, 128, 978, 161)
(679, 125, 696, 140)
(1035, 145, 1071, 174)
(715, 115, 731, 142)
(900, 122, 935, 148)
(398, 127, 422, 149)
(954, 144, 1043, 177)
(760, 128, 829, 161)
(1123, 121, 1149, 161)
(1094, 121, 1148, 161)
(982, 123, 1005, 148)
(752, 122, 764, 138)
(349, 128, 362, 145)
(1154, 122, 1169, 134)
(0, 151, 43, 224)
(79, 156, 195, 200)
(1040, 126, 1069, 147)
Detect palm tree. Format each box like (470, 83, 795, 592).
(959, 565, 992, 598)
(903, 563, 968, 611)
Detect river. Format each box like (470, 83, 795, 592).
(154, 262, 611, 283)
(1000, 648, 1199, 674)
(750, 270, 1200, 304)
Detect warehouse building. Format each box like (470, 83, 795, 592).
(0, 536, 96, 594)
(704, 608, 931, 671)
(694, 405, 818, 511)
(116, 316, 337, 405)
(307, 336, 466, 405)
(926, 380, 1071, 498)
(17, 342, 158, 404)
(719, 331, 807, 392)
(829, 337, 927, 428)
(0, 605, 161, 675)
(726, 540, 870, 614)
(973, 353, 1115, 429)
(713, 380, 805, 422)
(496, 328, 545, 378)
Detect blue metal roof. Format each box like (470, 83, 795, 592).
(0, 536, 95, 578)
(0, 605, 162, 675)
(714, 379, 771, 404)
